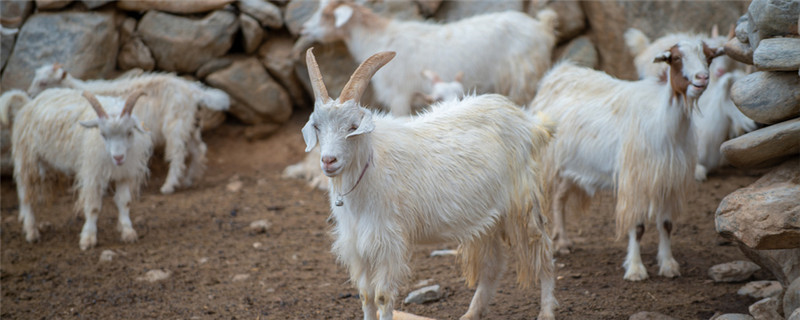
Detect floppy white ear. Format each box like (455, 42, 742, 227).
(79, 119, 100, 128)
(334, 5, 353, 28)
(346, 108, 374, 138)
(301, 119, 318, 152)
(653, 51, 671, 63)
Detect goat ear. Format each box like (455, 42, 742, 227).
(79, 119, 100, 128)
(301, 119, 318, 152)
(653, 51, 671, 64)
(347, 109, 374, 138)
(454, 71, 464, 83)
(333, 5, 353, 28)
(422, 69, 440, 83)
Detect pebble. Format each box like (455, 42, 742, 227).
(232, 274, 250, 282)
(248, 219, 271, 233)
(737, 280, 784, 299)
(136, 269, 171, 282)
(708, 261, 761, 282)
(403, 285, 442, 304)
(99, 250, 117, 262)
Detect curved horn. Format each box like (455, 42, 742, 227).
(305, 48, 330, 103)
(122, 91, 145, 116)
(339, 51, 396, 104)
(82, 91, 107, 119)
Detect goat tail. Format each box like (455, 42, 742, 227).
(624, 28, 650, 57)
(536, 9, 559, 33)
(0, 89, 30, 126)
(191, 82, 230, 111)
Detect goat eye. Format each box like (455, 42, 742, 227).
(348, 125, 358, 132)
(313, 124, 319, 131)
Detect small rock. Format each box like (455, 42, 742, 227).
(239, 13, 264, 55)
(789, 308, 800, 320)
(248, 220, 271, 233)
(117, 37, 155, 71)
(748, 297, 781, 320)
(238, 0, 283, 29)
(430, 249, 457, 257)
(117, 0, 234, 14)
(118, 17, 137, 46)
(738, 281, 784, 299)
(708, 261, 761, 282)
(403, 284, 442, 304)
(99, 250, 117, 262)
(252, 242, 263, 249)
(731, 71, 800, 125)
(195, 57, 233, 80)
(226, 180, 243, 192)
(232, 274, 250, 282)
(137, 269, 171, 282)
(735, 15, 749, 44)
(198, 257, 209, 265)
(786, 277, 800, 318)
(710, 314, 755, 320)
(754, 38, 800, 72)
(629, 311, 679, 320)
(724, 37, 754, 65)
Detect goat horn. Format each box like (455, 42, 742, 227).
(305, 48, 331, 103)
(340, 51, 396, 104)
(122, 91, 145, 116)
(82, 91, 108, 119)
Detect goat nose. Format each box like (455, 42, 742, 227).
(695, 73, 709, 80)
(321, 156, 337, 165)
(113, 155, 124, 163)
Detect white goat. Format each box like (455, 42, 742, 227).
(13, 89, 153, 250)
(301, 0, 557, 116)
(27, 64, 229, 194)
(302, 49, 557, 320)
(530, 39, 724, 281)
(0, 89, 30, 176)
(625, 27, 757, 181)
(417, 69, 466, 105)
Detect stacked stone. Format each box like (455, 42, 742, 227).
(714, 1, 800, 318)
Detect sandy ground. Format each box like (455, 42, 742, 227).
(1, 111, 772, 319)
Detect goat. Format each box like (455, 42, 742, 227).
(529, 39, 724, 281)
(417, 69, 466, 105)
(27, 64, 229, 194)
(12, 89, 153, 250)
(302, 48, 557, 320)
(300, 0, 557, 116)
(625, 27, 756, 180)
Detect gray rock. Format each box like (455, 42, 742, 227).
(790, 308, 800, 320)
(238, 0, 283, 29)
(1, 0, 34, 28)
(738, 281, 785, 299)
(118, 17, 137, 46)
(284, 0, 318, 36)
(735, 15, 750, 44)
(1, 29, 17, 73)
(555, 36, 598, 69)
(403, 284, 442, 304)
(708, 261, 762, 282)
(99, 250, 117, 262)
(731, 71, 800, 125)
(748, 297, 782, 320)
(81, 0, 114, 9)
(716, 159, 800, 248)
(240, 13, 264, 54)
(117, 37, 155, 71)
(529, 0, 586, 43)
(117, 0, 234, 14)
(747, 0, 800, 48)
(434, 0, 522, 22)
(724, 37, 755, 66)
(721, 118, 800, 169)
(1, 11, 119, 91)
(629, 311, 678, 320)
(786, 277, 800, 318)
(582, 1, 749, 79)
(739, 245, 800, 287)
(35, 0, 73, 10)
(415, 0, 443, 17)
(196, 57, 233, 80)
(711, 314, 756, 320)
(138, 10, 238, 74)
(754, 38, 800, 72)
(258, 34, 308, 107)
(206, 57, 291, 124)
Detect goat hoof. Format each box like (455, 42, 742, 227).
(623, 263, 649, 281)
(537, 310, 556, 320)
(79, 234, 97, 251)
(120, 228, 138, 243)
(160, 184, 175, 194)
(658, 258, 681, 278)
(554, 241, 573, 255)
(25, 229, 41, 243)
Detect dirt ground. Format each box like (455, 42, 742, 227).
(1, 110, 774, 320)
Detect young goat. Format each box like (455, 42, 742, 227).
(301, 0, 557, 116)
(302, 48, 557, 320)
(530, 39, 724, 281)
(27, 64, 229, 194)
(625, 27, 757, 180)
(13, 89, 153, 250)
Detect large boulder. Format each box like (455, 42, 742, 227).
(117, 37, 155, 71)
(731, 71, 800, 125)
(753, 38, 800, 72)
(581, 1, 749, 79)
(117, 0, 234, 14)
(1, 0, 34, 28)
(724, 37, 755, 65)
(258, 33, 308, 107)
(745, 0, 800, 48)
(717, 159, 800, 249)
(138, 10, 239, 74)
(238, 0, 283, 29)
(1, 11, 119, 91)
(721, 118, 800, 169)
(786, 277, 800, 318)
(739, 245, 800, 287)
(206, 57, 292, 124)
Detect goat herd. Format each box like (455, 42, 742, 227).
(1, 1, 758, 319)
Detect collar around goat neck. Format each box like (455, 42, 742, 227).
(335, 153, 372, 207)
